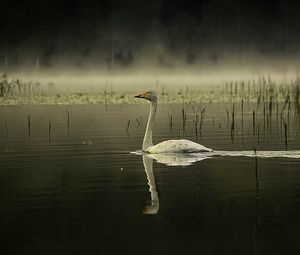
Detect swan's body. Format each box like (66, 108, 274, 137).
(135, 91, 212, 154)
(147, 139, 212, 153)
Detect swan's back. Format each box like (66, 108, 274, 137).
(147, 139, 213, 154)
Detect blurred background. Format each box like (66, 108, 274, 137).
(1, 0, 300, 73)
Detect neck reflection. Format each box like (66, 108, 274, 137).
(139, 150, 300, 215)
(141, 153, 209, 215)
(142, 155, 159, 214)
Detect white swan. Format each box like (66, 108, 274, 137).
(135, 90, 213, 153)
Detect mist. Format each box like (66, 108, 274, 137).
(2, 0, 300, 79)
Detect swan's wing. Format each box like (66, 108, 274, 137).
(148, 139, 212, 154)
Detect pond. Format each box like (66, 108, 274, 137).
(0, 103, 300, 255)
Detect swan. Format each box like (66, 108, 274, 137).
(135, 90, 213, 153)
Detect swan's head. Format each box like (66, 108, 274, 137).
(135, 90, 157, 102)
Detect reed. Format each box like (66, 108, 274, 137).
(282, 94, 290, 113)
(167, 112, 173, 136)
(257, 123, 260, 145)
(226, 111, 229, 126)
(252, 110, 256, 136)
(182, 108, 187, 137)
(66, 108, 70, 135)
(104, 90, 108, 110)
(199, 107, 205, 134)
(241, 99, 244, 129)
(269, 95, 273, 120)
(0, 74, 55, 97)
(48, 121, 51, 144)
(27, 114, 31, 138)
(254, 147, 258, 186)
(231, 104, 235, 142)
(232, 104, 235, 127)
(1, 73, 300, 107)
(284, 122, 288, 149)
(295, 82, 300, 113)
(287, 101, 291, 128)
(127, 119, 131, 133)
(276, 102, 279, 128)
(254, 146, 261, 230)
(230, 122, 234, 142)
(263, 98, 266, 134)
(193, 114, 199, 139)
(192, 105, 200, 139)
(136, 118, 141, 128)
(280, 112, 283, 137)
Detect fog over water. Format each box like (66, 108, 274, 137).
(6, 63, 300, 94)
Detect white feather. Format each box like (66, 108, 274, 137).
(147, 139, 212, 153)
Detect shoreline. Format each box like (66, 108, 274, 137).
(0, 93, 294, 105)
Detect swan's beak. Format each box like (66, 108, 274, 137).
(135, 92, 147, 99)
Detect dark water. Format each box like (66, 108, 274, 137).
(0, 104, 300, 255)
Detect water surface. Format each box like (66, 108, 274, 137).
(0, 104, 300, 255)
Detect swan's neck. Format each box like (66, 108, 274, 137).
(143, 100, 157, 151)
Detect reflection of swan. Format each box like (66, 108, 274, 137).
(145, 153, 210, 166)
(137, 150, 300, 215)
(213, 150, 300, 158)
(142, 155, 159, 214)
(135, 91, 212, 153)
(132, 149, 300, 166)
(141, 153, 208, 215)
